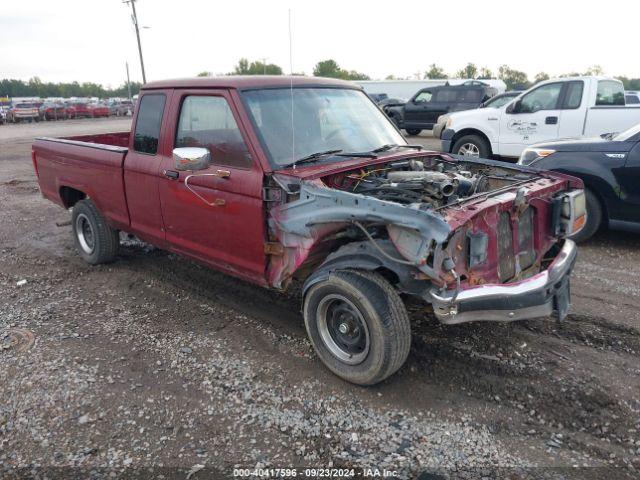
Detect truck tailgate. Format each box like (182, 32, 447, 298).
(33, 137, 130, 229)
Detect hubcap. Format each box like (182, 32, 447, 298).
(75, 213, 95, 254)
(458, 142, 480, 157)
(317, 294, 370, 365)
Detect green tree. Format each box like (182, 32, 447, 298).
(424, 64, 447, 79)
(232, 58, 283, 75)
(197, 71, 212, 77)
(456, 63, 478, 79)
(498, 65, 530, 90)
(478, 67, 493, 79)
(585, 65, 604, 76)
(312, 59, 370, 80)
(534, 72, 550, 84)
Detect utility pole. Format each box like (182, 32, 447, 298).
(124, 0, 146, 84)
(125, 62, 132, 101)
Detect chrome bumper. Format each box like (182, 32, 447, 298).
(428, 240, 577, 325)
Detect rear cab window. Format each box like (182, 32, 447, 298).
(133, 94, 166, 154)
(596, 80, 625, 106)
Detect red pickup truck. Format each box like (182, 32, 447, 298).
(32, 76, 585, 385)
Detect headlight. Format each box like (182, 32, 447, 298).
(518, 147, 555, 166)
(552, 190, 586, 237)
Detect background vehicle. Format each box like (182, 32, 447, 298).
(109, 100, 134, 116)
(441, 76, 640, 159)
(7, 103, 40, 123)
(519, 123, 640, 241)
(626, 91, 640, 105)
(88, 103, 110, 118)
(385, 82, 498, 135)
(40, 102, 68, 121)
(432, 91, 522, 139)
(32, 76, 584, 385)
(69, 102, 91, 118)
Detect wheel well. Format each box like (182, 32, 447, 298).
(582, 184, 609, 226)
(59, 186, 86, 208)
(450, 128, 492, 155)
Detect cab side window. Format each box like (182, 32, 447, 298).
(519, 83, 562, 113)
(413, 91, 432, 103)
(175, 96, 251, 168)
(133, 94, 166, 154)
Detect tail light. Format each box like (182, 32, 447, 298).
(552, 190, 586, 237)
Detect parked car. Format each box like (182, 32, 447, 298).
(68, 103, 91, 118)
(432, 91, 523, 139)
(518, 123, 640, 241)
(87, 103, 110, 118)
(7, 103, 40, 123)
(0, 107, 7, 125)
(626, 91, 640, 105)
(40, 103, 68, 121)
(109, 100, 134, 116)
(385, 82, 498, 135)
(32, 76, 585, 385)
(441, 76, 640, 159)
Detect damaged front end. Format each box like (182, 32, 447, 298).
(265, 154, 584, 324)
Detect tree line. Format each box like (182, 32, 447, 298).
(4, 59, 640, 98)
(0, 77, 141, 99)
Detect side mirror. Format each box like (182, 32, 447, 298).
(506, 99, 521, 114)
(173, 147, 211, 171)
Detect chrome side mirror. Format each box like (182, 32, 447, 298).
(173, 147, 211, 171)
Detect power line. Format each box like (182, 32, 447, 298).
(123, 0, 147, 84)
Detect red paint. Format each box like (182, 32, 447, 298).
(32, 76, 582, 293)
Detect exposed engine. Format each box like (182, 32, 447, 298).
(342, 158, 494, 209)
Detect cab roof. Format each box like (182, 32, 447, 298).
(142, 75, 360, 91)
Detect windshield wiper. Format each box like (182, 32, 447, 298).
(280, 149, 343, 169)
(372, 144, 423, 153)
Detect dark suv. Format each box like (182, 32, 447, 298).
(385, 82, 498, 135)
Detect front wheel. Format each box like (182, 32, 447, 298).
(303, 270, 411, 385)
(451, 134, 491, 158)
(72, 199, 120, 264)
(405, 128, 422, 136)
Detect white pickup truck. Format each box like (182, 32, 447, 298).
(440, 76, 640, 159)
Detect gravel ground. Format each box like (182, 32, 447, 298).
(1, 119, 639, 479)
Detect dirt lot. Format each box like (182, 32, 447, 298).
(1, 119, 639, 479)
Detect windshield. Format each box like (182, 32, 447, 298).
(242, 88, 406, 167)
(613, 123, 640, 141)
(484, 94, 518, 108)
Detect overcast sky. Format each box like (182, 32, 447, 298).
(2, 0, 638, 87)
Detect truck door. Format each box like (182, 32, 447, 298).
(403, 89, 433, 127)
(158, 90, 267, 285)
(498, 82, 564, 157)
(123, 91, 172, 247)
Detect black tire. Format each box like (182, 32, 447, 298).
(451, 134, 491, 158)
(405, 128, 422, 136)
(569, 189, 603, 243)
(71, 199, 120, 265)
(303, 270, 411, 385)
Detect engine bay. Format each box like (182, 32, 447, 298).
(324, 157, 537, 209)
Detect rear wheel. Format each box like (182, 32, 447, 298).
(72, 199, 120, 264)
(452, 134, 491, 158)
(405, 128, 422, 136)
(303, 270, 411, 385)
(569, 189, 603, 242)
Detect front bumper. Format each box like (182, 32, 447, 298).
(428, 240, 577, 324)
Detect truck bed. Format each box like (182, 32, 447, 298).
(32, 132, 131, 229)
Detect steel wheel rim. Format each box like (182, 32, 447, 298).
(458, 142, 480, 157)
(75, 213, 95, 254)
(317, 294, 370, 365)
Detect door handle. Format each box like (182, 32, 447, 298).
(163, 170, 179, 180)
(545, 116, 558, 125)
